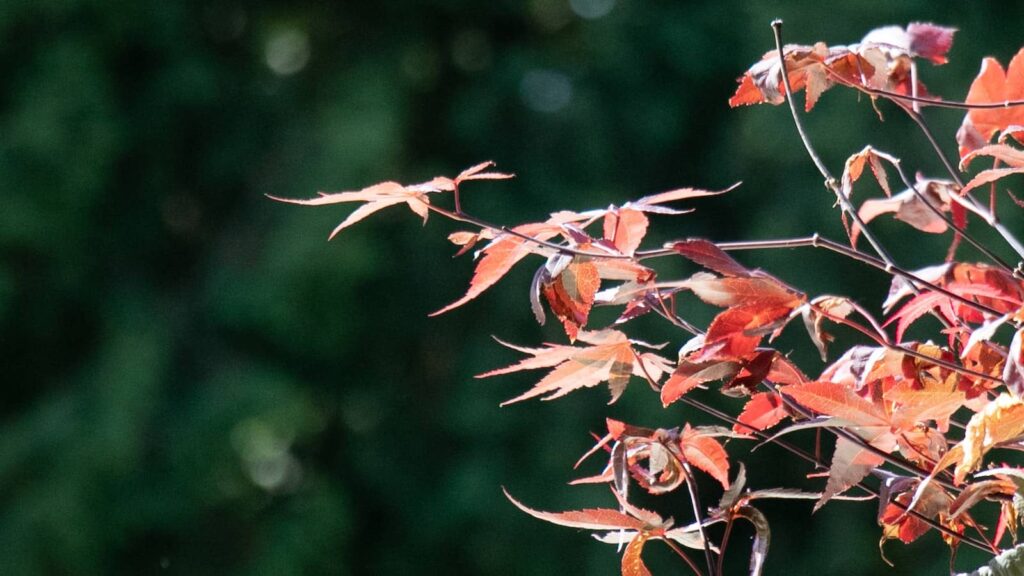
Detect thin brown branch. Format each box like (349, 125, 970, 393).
(814, 47, 1024, 264)
(807, 301, 1001, 384)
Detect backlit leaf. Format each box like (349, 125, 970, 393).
(503, 488, 648, 531)
(481, 330, 666, 405)
(681, 424, 731, 489)
(781, 381, 888, 426)
(735, 392, 789, 434)
(957, 48, 1024, 158)
(603, 208, 649, 256)
(432, 223, 561, 316)
(670, 239, 750, 277)
(942, 393, 1024, 484)
(621, 532, 652, 576)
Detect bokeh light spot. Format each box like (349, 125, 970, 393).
(569, 0, 615, 19)
(520, 69, 573, 113)
(265, 28, 310, 76)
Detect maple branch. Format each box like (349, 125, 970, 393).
(641, 234, 1005, 382)
(908, 108, 964, 189)
(844, 300, 889, 341)
(770, 20, 898, 268)
(768, 22, 990, 351)
(679, 461, 717, 576)
(810, 301, 887, 343)
(868, 90, 1024, 111)
(627, 358, 717, 575)
(806, 300, 998, 384)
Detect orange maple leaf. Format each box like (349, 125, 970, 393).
(957, 48, 1024, 158)
(541, 256, 601, 342)
(480, 330, 670, 405)
(269, 161, 513, 239)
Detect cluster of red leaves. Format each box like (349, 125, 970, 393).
(276, 21, 1024, 576)
(572, 419, 734, 493)
(730, 23, 956, 112)
(724, 21, 1024, 564)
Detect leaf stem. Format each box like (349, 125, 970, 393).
(422, 202, 632, 260)
(817, 57, 1024, 110)
(715, 517, 734, 576)
(680, 461, 717, 576)
(662, 538, 707, 576)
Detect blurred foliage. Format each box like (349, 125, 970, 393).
(1, 1, 1023, 574)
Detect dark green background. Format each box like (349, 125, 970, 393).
(3, 1, 1023, 574)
